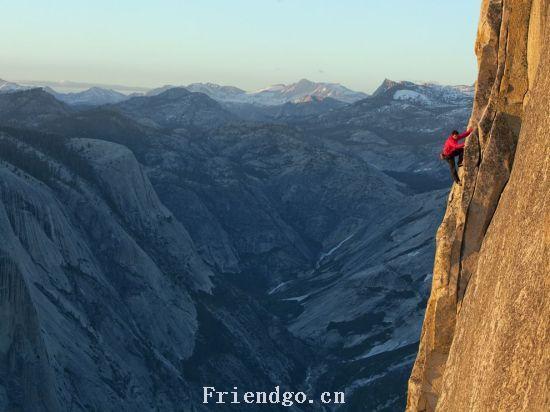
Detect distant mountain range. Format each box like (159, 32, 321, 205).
(9, 79, 149, 94)
(1, 77, 473, 110)
(143, 79, 368, 105)
(2, 78, 369, 106)
(183, 79, 369, 105)
(0, 77, 475, 130)
(0, 79, 131, 107)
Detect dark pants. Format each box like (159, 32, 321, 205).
(445, 148, 464, 184)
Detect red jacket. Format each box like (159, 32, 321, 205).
(442, 129, 472, 157)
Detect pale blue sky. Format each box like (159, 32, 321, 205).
(0, 0, 481, 93)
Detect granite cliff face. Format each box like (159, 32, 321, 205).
(407, 0, 549, 410)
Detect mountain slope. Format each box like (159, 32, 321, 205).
(186, 82, 246, 100)
(223, 96, 346, 122)
(271, 188, 447, 410)
(0, 127, 311, 411)
(0, 89, 71, 127)
(295, 80, 473, 190)
(407, 1, 549, 410)
(0, 130, 203, 409)
(112, 87, 237, 129)
(48, 86, 129, 106)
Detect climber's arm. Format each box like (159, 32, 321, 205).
(455, 128, 474, 140)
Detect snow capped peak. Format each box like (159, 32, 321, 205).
(246, 79, 367, 105)
(371, 78, 474, 107)
(373, 79, 401, 96)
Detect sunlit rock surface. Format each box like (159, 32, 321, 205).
(407, 0, 549, 410)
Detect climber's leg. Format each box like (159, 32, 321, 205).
(446, 157, 460, 184)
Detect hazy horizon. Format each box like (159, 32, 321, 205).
(1, 0, 480, 94)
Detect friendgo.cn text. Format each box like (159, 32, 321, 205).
(203, 386, 345, 407)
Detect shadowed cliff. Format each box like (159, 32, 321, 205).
(407, 0, 549, 410)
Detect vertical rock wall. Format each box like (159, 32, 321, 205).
(407, 0, 549, 410)
(0, 206, 61, 411)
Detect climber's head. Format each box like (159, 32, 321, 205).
(451, 130, 459, 136)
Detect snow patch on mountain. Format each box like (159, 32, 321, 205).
(373, 79, 474, 107)
(246, 79, 368, 105)
(393, 90, 431, 103)
(317, 232, 355, 264)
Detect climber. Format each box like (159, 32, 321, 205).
(440, 128, 473, 184)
